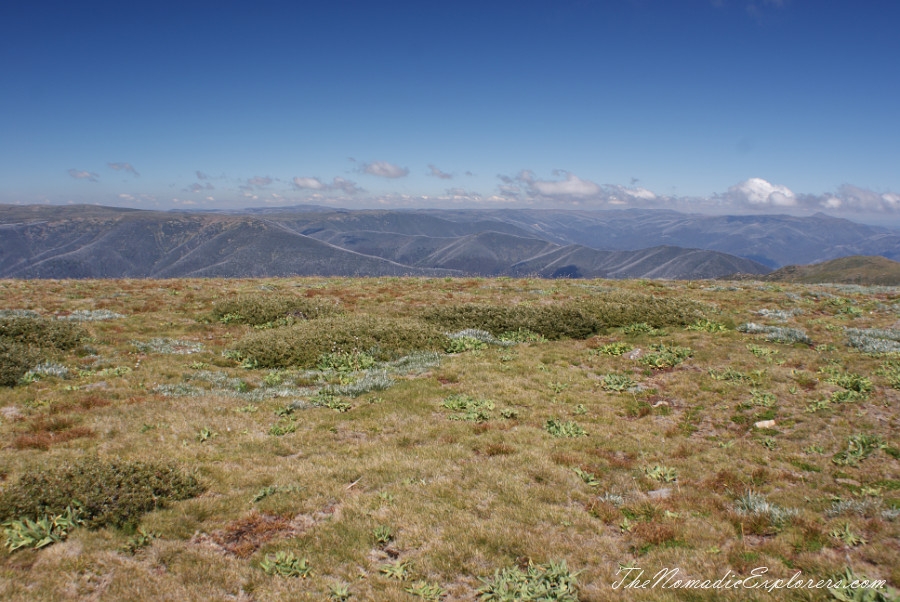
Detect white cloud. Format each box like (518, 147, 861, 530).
(531, 172, 602, 197)
(186, 182, 215, 193)
(292, 176, 326, 190)
(728, 177, 797, 206)
(108, 162, 139, 176)
(196, 171, 210, 180)
(362, 161, 409, 178)
(240, 176, 273, 191)
(331, 177, 362, 195)
(68, 169, 99, 182)
(292, 176, 362, 195)
(881, 192, 900, 207)
(427, 164, 453, 179)
(623, 187, 657, 200)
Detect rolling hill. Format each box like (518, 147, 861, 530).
(6, 203, 900, 279)
(0, 205, 771, 279)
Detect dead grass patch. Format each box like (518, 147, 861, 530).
(12, 427, 95, 450)
(207, 512, 296, 558)
(481, 443, 516, 456)
(632, 521, 680, 547)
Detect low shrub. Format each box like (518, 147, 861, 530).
(421, 304, 600, 340)
(211, 294, 339, 326)
(0, 339, 42, 387)
(0, 457, 204, 529)
(577, 291, 704, 328)
(232, 315, 447, 369)
(0, 317, 87, 351)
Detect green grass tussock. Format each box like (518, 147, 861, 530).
(232, 314, 447, 368)
(211, 293, 340, 326)
(0, 456, 204, 529)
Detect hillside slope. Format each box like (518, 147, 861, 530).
(764, 255, 900, 285)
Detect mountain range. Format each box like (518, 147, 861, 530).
(2, 204, 900, 280)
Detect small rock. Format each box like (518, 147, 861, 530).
(1, 406, 23, 420)
(754, 419, 776, 429)
(647, 488, 672, 500)
(626, 348, 643, 360)
(835, 478, 861, 487)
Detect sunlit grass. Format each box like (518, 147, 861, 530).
(0, 277, 897, 600)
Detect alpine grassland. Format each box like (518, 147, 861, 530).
(0, 276, 898, 601)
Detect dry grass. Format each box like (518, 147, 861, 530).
(0, 277, 897, 600)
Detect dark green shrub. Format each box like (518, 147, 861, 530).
(0, 457, 204, 529)
(232, 315, 447, 369)
(0, 339, 42, 387)
(577, 291, 704, 328)
(421, 304, 600, 340)
(210, 294, 340, 326)
(0, 317, 87, 351)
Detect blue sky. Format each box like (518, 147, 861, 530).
(2, 0, 899, 216)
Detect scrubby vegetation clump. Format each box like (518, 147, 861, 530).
(0, 456, 203, 529)
(232, 315, 447, 368)
(0, 339, 42, 387)
(421, 303, 600, 340)
(211, 293, 340, 326)
(0, 316, 87, 351)
(577, 290, 705, 328)
(0, 317, 88, 386)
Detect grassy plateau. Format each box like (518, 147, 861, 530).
(0, 277, 898, 601)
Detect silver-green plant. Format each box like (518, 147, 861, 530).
(734, 491, 797, 528)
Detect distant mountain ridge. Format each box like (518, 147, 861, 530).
(2, 203, 898, 279)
